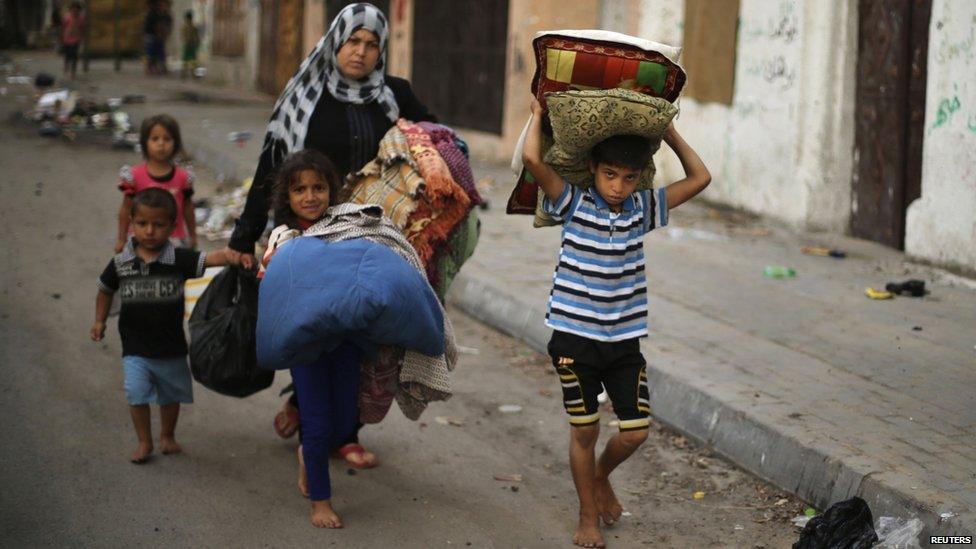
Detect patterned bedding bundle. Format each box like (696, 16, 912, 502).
(344, 120, 480, 300)
(507, 30, 687, 226)
(337, 122, 481, 422)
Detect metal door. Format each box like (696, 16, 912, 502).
(258, 0, 304, 96)
(852, 0, 931, 248)
(410, 0, 509, 134)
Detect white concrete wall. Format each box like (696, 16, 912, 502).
(905, 1, 976, 272)
(202, 0, 261, 91)
(630, 0, 856, 232)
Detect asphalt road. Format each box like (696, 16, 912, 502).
(0, 74, 803, 548)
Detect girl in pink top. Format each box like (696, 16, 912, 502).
(116, 114, 197, 251)
(61, 2, 85, 80)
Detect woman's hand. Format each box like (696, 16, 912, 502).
(114, 239, 126, 253)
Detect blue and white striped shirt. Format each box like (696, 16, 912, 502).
(543, 184, 668, 341)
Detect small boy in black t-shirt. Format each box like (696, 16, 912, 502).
(92, 188, 228, 463)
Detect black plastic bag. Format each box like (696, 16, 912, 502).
(793, 497, 879, 549)
(189, 267, 272, 397)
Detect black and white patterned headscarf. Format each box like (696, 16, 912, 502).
(262, 3, 397, 164)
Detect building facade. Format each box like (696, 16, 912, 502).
(186, 0, 974, 272)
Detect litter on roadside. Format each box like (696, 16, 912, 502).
(865, 287, 893, 300)
(493, 473, 523, 482)
(433, 416, 465, 427)
(791, 515, 812, 528)
(874, 516, 923, 548)
(456, 345, 480, 355)
(693, 491, 706, 500)
(885, 279, 926, 297)
(498, 404, 523, 413)
(200, 177, 252, 241)
(801, 246, 846, 258)
(763, 265, 796, 279)
(793, 497, 877, 549)
(6, 75, 32, 85)
(228, 131, 252, 147)
(25, 89, 137, 148)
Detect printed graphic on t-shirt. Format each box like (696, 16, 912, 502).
(119, 275, 184, 304)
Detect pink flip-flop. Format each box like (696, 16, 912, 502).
(274, 406, 300, 439)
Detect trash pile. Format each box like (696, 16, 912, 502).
(24, 88, 141, 148)
(195, 177, 252, 242)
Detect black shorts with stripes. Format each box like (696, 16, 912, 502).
(547, 330, 650, 431)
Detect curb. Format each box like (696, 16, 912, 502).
(447, 271, 976, 543)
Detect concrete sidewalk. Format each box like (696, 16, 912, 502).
(12, 52, 974, 541)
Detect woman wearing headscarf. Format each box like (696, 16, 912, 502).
(224, 2, 436, 520)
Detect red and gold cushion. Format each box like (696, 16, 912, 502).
(532, 34, 686, 110)
(508, 32, 685, 217)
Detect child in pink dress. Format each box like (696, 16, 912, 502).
(116, 114, 198, 251)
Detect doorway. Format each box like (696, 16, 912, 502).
(257, 0, 305, 96)
(851, 0, 931, 249)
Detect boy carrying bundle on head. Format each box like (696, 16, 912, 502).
(521, 96, 710, 548)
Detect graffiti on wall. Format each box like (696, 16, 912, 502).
(741, 0, 800, 92)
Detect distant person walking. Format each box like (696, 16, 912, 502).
(144, 0, 173, 75)
(60, 1, 85, 80)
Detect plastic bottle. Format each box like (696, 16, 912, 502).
(763, 265, 796, 279)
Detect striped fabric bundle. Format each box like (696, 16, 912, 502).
(397, 119, 472, 265)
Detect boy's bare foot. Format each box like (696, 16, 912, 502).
(131, 441, 153, 464)
(594, 477, 624, 525)
(160, 436, 182, 455)
(297, 445, 309, 498)
(310, 500, 343, 528)
(573, 514, 605, 548)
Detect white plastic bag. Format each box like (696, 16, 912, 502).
(875, 516, 924, 549)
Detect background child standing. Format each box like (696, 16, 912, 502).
(116, 114, 197, 252)
(180, 10, 200, 80)
(522, 97, 711, 549)
(92, 188, 228, 463)
(60, 1, 85, 80)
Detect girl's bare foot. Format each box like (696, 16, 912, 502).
(297, 445, 309, 498)
(334, 443, 378, 469)
(573, 513, 605, 548)
(160, 436, 182, 455)
(594, 477, 623, 525)
(310, 500, 342, 528)
(131, 441, 153, 464)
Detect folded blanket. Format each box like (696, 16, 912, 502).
(417, 122, 482, 205)
(256, 236, 444, 371)
(397, 119, 471, 264)
(305, 203, 459, 421)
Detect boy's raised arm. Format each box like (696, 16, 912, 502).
(521, 98, 565, 204)
(661, 124, 711, 210)
(204, 249, 230, 268)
